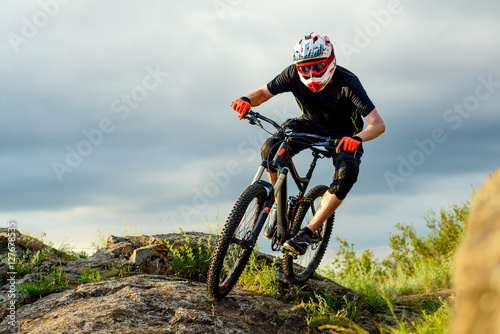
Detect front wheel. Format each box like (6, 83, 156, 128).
(207, 183, 268, 300)
(283, 185, 334, 285)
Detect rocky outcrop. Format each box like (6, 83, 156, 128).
(9, 274, 298, 333)
(0, 230, 378, 333)
(451, 168, 500, 334)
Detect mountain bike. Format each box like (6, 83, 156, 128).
(207, 110, 338, 300)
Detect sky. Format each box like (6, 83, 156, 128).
(1, 0, 499, 261)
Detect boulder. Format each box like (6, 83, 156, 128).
(7, 274, 297, 334)
(451, 168, 500, 334)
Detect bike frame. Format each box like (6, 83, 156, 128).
(244, 127, 332, 252)
(207, 110, 342, 300)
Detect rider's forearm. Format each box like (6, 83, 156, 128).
(357, 122, 385, 142)
(357, 108, 385, 142)
(244, 86, 274, 107)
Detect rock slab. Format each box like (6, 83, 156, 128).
(451, 168, 500, 334)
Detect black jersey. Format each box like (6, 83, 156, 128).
(267, 65, 375, 138)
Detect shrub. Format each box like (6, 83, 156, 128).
(321, 201, 469, 332)
(383, 203, 468, 274)
(167, 233, 212, 281)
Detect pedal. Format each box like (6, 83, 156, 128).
(271, 241, 280, 252)
(271, 233, 285, 252)
(311, 235, 322, 243)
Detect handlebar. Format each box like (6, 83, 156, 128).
(244, 110, 281, 131)
(244, 110, 339, 153)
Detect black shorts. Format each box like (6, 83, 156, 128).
(261, 117, 363, 200)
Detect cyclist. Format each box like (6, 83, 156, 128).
(231, 33, 385, 256)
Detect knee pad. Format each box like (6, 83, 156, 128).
(328, 158, 359, 200)
(261, 136, 290, 162)
(261, 137, 275, 161)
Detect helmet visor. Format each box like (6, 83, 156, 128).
(296, 59, 329, 77)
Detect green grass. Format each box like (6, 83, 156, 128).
(378, 290, 451, 334)
(78, 268, 103, 284)
(399, 302, 450, 334)
(294, 293, 364, 332)
(1, 236, 90, 278)
(318, 201, 468, 333)
(2, 247, 53, 276)
(237, 251, 281, 297)
(90, 229, 110, 253)
(166, 231, 213, 281)
(18, 266, 68, 299)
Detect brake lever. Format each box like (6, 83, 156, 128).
(244, 114, 263, 128)
(326, 139, 339, 151)
(245, 115, 256, 125)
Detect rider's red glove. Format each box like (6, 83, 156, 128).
(336, 136, 363, 153)
(232, 97, 251, 120)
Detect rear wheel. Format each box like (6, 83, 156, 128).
(207, 183, 268, 300)
(283, 185, 334, 285)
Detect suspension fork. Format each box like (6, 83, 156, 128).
(251, 160, 288, 195)
(245, 163, 289, 249)
(251, 161, 266, 184)
(248, 138, 291, 248)
(275, 169, 288, 243)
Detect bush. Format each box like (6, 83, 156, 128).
(167, 233, 213, 281)
(383, 203, 469, 277)
(321, 201, 469, 332)
(325, 201, 469, 295)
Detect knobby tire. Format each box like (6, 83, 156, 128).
(207, 183, 268, 300)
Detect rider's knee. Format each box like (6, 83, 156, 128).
(261, 138, 274, 161)
(328, 158, 360, 200)
(261, 136, 290, 164)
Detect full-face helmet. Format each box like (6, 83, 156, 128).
(293, 33, 337, 92)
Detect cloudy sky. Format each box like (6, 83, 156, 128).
(1, 0, 499, 260)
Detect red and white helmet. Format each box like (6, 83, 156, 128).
(293, 33, 337, 92)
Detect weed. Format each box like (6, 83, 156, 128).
(74, 250, 89, 259)
(78, 268, 102, 284)
(90, 229, 109, 253)
(382, 203, 469, 276)
(379, 291, 451, 334)
(240, 314, 252, 325)
(318, 201, 468, 332)
(123, 221, 144, 237)
(18, 271, 53, 298)
(277, 312, 290, 322)
(18, 266, 68, 299)
(56, 235, 74, 255)
(3, 247, 53, 276)
(293, 293, 366, 333)
(166, 232, 212, 281)
(237, 252, 280, 297)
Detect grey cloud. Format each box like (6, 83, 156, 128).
(1, 1, 498, 254)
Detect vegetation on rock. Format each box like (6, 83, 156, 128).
(0, 197, 470, 333)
